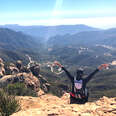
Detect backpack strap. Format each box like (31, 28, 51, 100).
(74, 76, 76, 81)
(74, 76, 77, 93)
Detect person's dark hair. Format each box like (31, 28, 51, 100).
(76, 68, 84, 80)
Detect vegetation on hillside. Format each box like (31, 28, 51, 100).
(0, 89, 20, 116)
(4, 83, 37, 97)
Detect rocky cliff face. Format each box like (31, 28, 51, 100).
(0, 73, 40, 92)
(11, 93, 116, 116)
(0, 58, 50, 93)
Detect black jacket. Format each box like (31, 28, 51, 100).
(62, 67, 99, 93)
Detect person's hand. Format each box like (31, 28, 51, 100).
(98, 64, 109, 70)
(54, 61, 63, 68)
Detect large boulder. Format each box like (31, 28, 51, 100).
(0, 72, 51, 93)
(0, 58, 50, 94)
(0, 73, 40, 92)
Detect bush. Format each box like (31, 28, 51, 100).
(5, 83, 37, 97)
(0, 89, 20, 116)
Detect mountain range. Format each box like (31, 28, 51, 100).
(47, 28, 116, 47)
(0, 24, 116, 67)
(0, 24, 100, 41)
(46, 28, 116, 67)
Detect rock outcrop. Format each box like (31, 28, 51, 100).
(0, 58, 5, 77)
(29, 63, 40, 77)
(0, 73, 40, 91)
(8, 63, 19, 74)
(11, 94, 116, 116)
(0, 58, 50, 93)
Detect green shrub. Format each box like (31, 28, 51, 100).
(0, 89, 20, 116)
(5, 83, 37, 97)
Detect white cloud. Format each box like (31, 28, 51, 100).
(17, 17, 116, 28)
(51, 9, 116, 17)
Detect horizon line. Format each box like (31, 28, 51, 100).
(0, 23, 111, 30)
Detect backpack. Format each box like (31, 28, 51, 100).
(74, 77, 88, 99)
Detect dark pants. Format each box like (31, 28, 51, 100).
(70, 95, 88, 104)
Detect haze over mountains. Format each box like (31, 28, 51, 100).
(0, 24, 116, 66)
(0, 24, 100, 40)
(46, 26, 116, 66)
(48, 28, 116, 47)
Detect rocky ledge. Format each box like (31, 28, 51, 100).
(11, 93, 116, 116)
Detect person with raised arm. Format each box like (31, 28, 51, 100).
(54, 61, 109, 104)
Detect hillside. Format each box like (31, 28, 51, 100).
(47, 28, 116, 47)
(11, 94, 116, 116)
(0, 28, 42, 62)
(46, 28, 116, 66)
(0, 28, 40, 50)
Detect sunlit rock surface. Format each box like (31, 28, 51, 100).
(11, 93, 116, 116)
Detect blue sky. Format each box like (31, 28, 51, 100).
(0, 0, 116, 28)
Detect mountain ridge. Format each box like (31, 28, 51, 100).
(0, 24, 101, 40)
(47, 28, 116, 47)
(0, 28, 42, 62)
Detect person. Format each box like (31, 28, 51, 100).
(54, 61, 109, 104)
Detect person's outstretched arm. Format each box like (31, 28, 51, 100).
(61, 66, 74, 82)
(85, 64, 109, 83)
(54, 61, 74, 82)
